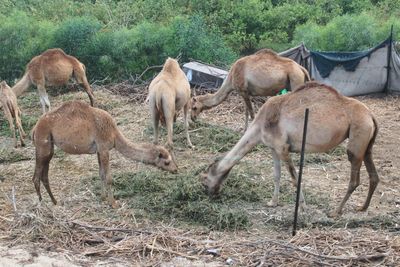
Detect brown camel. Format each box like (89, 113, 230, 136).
(12, 48, 95, 113)
(31, 101, 177, 208)
(0, 81, 26, 147)
(191, 49, 311, 129)
(148, 57, 193, 148)
(202, 82, 379, 217)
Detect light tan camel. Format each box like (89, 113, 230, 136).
(202, 82, 379, 217)
(31, 101, 177, 208)
(0, 81, 26, 147)
(12, 48, 95, 113)
(191, 49, 311, 129)
(148, 57, 193, 148)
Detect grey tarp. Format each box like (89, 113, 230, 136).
(388, 46, 400, 92)
(310, 43, 389, 96)
(279, 43, 311, 70)
(182, 61, 228, 90)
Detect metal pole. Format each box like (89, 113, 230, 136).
(292, 108, 309, 236)
(384, 25, 394, 94)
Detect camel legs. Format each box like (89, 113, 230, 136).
(33, 141, 56, 204)
(97, 151, 117, 208)
(3, 107, 17, 147)
(268, 149, 282, 207)
(360, 150, 379, 211)
(241, 93, 255, 130)
(74, 67, 95, 107)
(15, 109, 26, 147)
(275, 144, 306, 208)
(151, 105, 160, 145)
(37, 84, 51, 113)
(332, 125, 379, 217)
(183, 102, 193, 148)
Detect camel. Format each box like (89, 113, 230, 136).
(11, 48, 95, 113)
(148, 57, 193, 149)
(31, 101, 177, 208)
(0, 81, 26, 147)
(191, 49, 311, 129)
(202, 82, 379, 218)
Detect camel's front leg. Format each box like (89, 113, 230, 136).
(268, 149, 282, 207)
(98, 151, 118, 208)
(183, 103, 193, 148)
(279, 145, 306, 209)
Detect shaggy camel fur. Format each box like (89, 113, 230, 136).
(0, 81, 26, 147)
(191, 49, 311, 129)
(202, 82, 379, 217)
(32, 101, 177, 208)
(12, 48, 95, 113)
(148, 57, 193, 148)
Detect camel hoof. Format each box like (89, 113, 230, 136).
(328, 211, 341, 218)
(111, 201, 120, 209)
(356, 206, 367, 212)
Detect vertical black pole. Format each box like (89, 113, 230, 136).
(384, 25, 394, 94)
(292, 108, 309, 236)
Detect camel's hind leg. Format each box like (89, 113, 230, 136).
(40, 145, 56, 204)
(37, 83, 50, 113)
(74, 64, 95, 107)
(333, 123, 376, 217)
(33, 136, 54, 203)
(15, 108, 26, 147)
(241, 93, 255, 130)
(151, 104, 160, 145)
(3, 107, 17, 147)
(183, 102, 193, 148)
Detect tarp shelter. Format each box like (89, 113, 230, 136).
(280, 37, 400, 96)
(182, 61, 228, 90)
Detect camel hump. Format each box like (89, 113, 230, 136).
(255, 48, 277, 55)
(162, 57, 180, 73)
(41, 48, 68, 57)
(293, 81, 340, 96)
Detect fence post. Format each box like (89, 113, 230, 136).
(292, 108, 309, 237)
(384, 25, 394, 94)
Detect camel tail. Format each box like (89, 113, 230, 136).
(366, 116, 379, 155)
(300, 66, 311, 82)
(12, 72, 31, 97)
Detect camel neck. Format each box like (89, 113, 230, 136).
(115, 132, 157, 165)
(213, 124, 261, 177)
(201, 78, 233, 108)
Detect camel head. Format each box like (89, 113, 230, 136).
(201, 159, 231, 197)
(154, 146, 178, 173)
(190, 96, 204, 121)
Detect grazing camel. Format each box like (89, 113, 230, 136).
(148, 57, 193, 148)
(31, 101, 177, 208)
(12, 48, 95, 113)
(191, 49, 311, 129)
(202, 82, 379, 217)
(0, 81, 26, 147)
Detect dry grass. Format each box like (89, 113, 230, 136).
(0, 85, 399, 266)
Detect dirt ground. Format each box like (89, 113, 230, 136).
(0, 87, 399, 266)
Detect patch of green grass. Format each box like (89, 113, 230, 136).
(0, 148, 31, 163)
(0, 114, 38, 138)
(145, 121, 241, 153)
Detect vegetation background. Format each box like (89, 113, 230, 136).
(1, 0, 399, 83)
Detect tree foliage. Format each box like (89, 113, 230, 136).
(0, 0, 398, 82)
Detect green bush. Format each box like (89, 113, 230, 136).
(0, 11, 55, 82)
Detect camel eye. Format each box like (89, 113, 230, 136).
(165, 161, 170, 166)
(193, 107, 197, 111)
